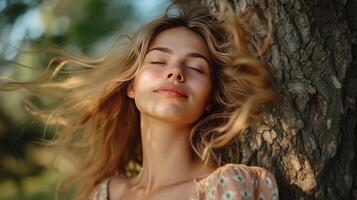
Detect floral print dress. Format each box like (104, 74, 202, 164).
(189, 163, 279, 200)
(91, 163, 279, 200)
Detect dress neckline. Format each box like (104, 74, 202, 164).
(193, 163, 229, 184)
(113, 163, 236, 184)
(108, 164, 240, 200)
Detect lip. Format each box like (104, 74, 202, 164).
(154, 85, 188, 98)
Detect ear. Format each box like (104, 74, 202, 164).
(127, 80, 135, 99)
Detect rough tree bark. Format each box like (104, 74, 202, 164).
(204, 0, 356, 199)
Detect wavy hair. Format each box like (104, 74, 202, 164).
(0, 1, 276, 199)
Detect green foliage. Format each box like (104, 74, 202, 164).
(67, 0, 135, 49)
(0, 0, 43, 24)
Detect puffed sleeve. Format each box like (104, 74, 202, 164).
(198, 164, 279, 200)
(248, 165, 279, 200)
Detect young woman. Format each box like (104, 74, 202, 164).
(1, 2, 279, 200)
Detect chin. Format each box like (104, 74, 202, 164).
(155, 111, 203, 124)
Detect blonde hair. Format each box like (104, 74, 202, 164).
(0, 1, 276, 199)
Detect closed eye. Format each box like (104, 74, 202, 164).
(188, 67, 203, 73)
(150, 62, 166, 65)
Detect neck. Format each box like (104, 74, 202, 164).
(130, 114, 215, 193)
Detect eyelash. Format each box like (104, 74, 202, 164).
(150, 62, 203, 73)
(188, 67, 203, 73)
(150, 62, 165, 65)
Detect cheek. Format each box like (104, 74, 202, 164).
(132, 70, 158, 113)
(192, 78, 212, 103)
(134, 68, 161, 92)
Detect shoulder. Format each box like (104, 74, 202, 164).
(196, 163, 279, 200)
(108, 175, 130, 199)
(89, 174, 129, 200)
(89, 177, 111, 200)
(223, 164, 279, 199)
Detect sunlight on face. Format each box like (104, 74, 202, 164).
(128, 26, 212, 125)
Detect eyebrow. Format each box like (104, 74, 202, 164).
(147, 47, 211, 65)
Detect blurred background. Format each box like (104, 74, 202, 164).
(0, 0, 170, 199)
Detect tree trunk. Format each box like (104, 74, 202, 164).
(204, 0, 356, 199)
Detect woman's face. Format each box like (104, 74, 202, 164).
(128, 26, 212, 125)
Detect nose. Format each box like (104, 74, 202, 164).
(164, 64, 185, 82)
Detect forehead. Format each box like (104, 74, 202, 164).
(148, 26, 210, 60)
